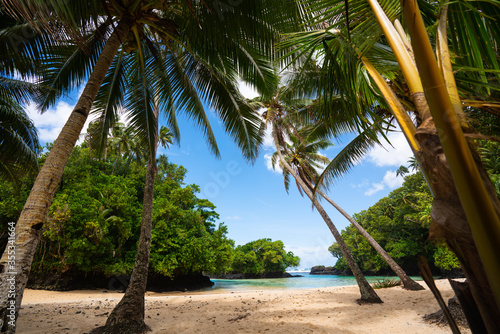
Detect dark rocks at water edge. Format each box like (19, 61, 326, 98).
(309, 265, 349, 275)
(210, 272, 303, 279)
(310, 264, 465, 278)
(27, 270, 214, 292)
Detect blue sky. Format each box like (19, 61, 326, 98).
(26, 84, 413, 269)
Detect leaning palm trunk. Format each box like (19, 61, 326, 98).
(412, 102, 500, 333)
(273, 129, 382, 303)
(400, 0, 500, 307)
(364, 46, 500, 330)
(365, 1, 500, 331)
(0, 19, 133, 333)
(315, 189, 424, 290)
(96, 145, 157, 334)
(94, 102, 160, 334)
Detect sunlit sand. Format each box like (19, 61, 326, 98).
(17, 279, 470, 333)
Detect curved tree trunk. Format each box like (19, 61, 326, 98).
(273, 128, 382, 303)
(309, 192, 383, 303)
(0, 19, 133, 333)
(414, 120, 500, 333)
(94, 106, 159, 334)
(316, 189, 424, 291)
(364, 3, 500, 331)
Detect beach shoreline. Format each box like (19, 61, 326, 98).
(18, 279, 470, 333)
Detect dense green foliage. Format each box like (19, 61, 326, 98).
(230, 238, 300, 275)
(0, 142, 234, 279)
(0, 142, 299, 281)
(329, 171, 460, 274)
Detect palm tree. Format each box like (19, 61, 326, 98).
(282, 2, 500, 330)
(0, 7, 43, 185)
(272, 128, 424, 291)
(0, 98, 39, 185)
(0, 1, 300, 332)
(91, 92, 173, 333)
(158, 126, 173, 150)
(267, 117, 382, 303)
(101, 105, 160, 334)
(106, 122, 134, 174)
(253, 93, 383, 302)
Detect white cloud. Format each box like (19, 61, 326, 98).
(364, 182, 385, 196)
(285, 243, 336, 268)
(264, 153, 282, 173)
(238, 81, 259, 99)
(27, 101, 94, 144)
(364, 169, 405, 196)
(351, 179, 369, 188)
(262, 127, 274, 149)
(365, 131, 413, 167)
(383, 170, 404, 188)
(226, 216, 242, 220)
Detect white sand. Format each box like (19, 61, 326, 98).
(17, 279, 470, 333)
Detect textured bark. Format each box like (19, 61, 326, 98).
(94, 109, 159, 334)
(415, 118, 500, 333)
(272, 128, 382, 303)
(0, 19, 133, 334)
(309, 194, 383, 303)
(317, 190, 424, 291)
(411, 92, 432, 124)
(93, 155, 156, 334)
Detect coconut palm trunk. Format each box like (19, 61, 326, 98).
(273, 129, 382, 303)
(100, 153, 156, 334)
(363, 2, 500, 330)
(0, 18, 133, 333)
(315, 189, 424, 290)
(363, 42, 500, 330)
(94, 105, 159, 334)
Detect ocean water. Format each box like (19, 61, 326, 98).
(206, 272, 422, 292)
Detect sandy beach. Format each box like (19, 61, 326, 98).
(17, 279, 469, 333)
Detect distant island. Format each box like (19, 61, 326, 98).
(309, 265, 347, 275)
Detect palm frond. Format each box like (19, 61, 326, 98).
(0, 96, 39, 183)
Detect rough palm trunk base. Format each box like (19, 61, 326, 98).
(90, 321, 151, 334)
(400, 277, 425, 291)
(416, 119, 500, 333)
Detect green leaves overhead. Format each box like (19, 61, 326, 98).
(15, 0, 302, 162)
(447, 1, 500, 104)
(0, 97, 39, 184)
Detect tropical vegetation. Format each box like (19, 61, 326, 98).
(277, 1, 500, 331)
(0, 0, 300, 332)
(329, 170, 461, 275)
(1, 0, 500, 332)
(0, 140, 298, 286)
(229, 239, 300, 276)
(0, 142, 229, 280)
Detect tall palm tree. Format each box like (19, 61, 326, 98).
(282, 2, 500, 330)
(273, 129, 424, 290)
(254, 93, 383, 302)
(101, 104, 160, 334)
(0, 1, 300, 332)
(267, 116, 382, 303)
(91, 82, 173, 333)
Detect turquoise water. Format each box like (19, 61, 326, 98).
(205, 272, 422, 292)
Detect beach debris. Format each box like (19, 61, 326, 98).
(95, 312, 109, 317)
(228, 313, 251, 322)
